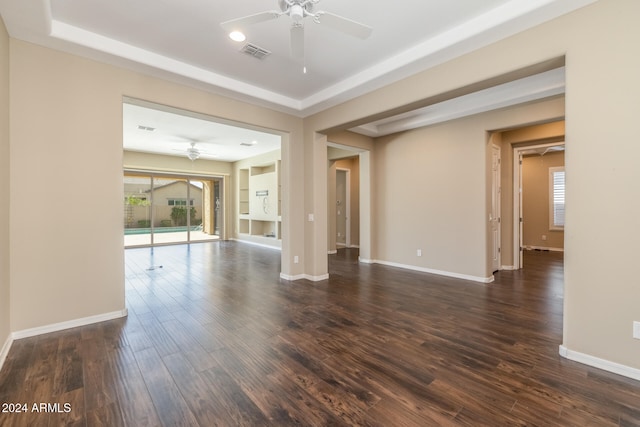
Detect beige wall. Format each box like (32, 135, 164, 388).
(0, 16, 10, 352)
(123, 150, 233, 176)
(372, 98, 563, 280)
(303, 0, 640, 369)
(9, 40, 302, 331)
(522, 151, 565, 250)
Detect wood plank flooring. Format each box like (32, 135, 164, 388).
(1, 243, 639, 426)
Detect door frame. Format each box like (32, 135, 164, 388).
(491, 144, 501, 272)
(336, 167, 351, 247)
(512, 142, 565, 269)
(326, 141, 371, 262)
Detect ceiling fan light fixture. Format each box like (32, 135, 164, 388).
(187, 150, 200, 161)
(187, 143, 200, 161)
(229, 31, 246, 42)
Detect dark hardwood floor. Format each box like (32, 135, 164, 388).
(1, 243, 639, 426)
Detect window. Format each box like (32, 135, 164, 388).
(168, 199, 193, 206)
(549, 167, 565, 229)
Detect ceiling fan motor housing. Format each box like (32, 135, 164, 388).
(291, 4, 304, 22)
(279, 0, 315, 18)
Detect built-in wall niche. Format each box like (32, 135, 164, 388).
(249, 162, 278, 221)
(237, 160, 281, 244)
(250, 220, 277, 237)
(251, 164, 276, 175)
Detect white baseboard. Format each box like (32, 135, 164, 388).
(371, 259, 494, 283)
(327, 250, 338, 255)
(280, 272, 305, 281)
(559, 345, 640, 382)
(280, 272, 329, 282)
(358, 257, 374, 264)
(525, 246, 564, 252)
(12, 309, 128, 340)
(231, 238, 282, 251)
(0, 333, 13, 373)
(501, 265, 517, 271)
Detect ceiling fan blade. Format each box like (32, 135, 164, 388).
(315, 12, 372, 39)
(290, 25, 304, 59)
(220, 11, 280, 32)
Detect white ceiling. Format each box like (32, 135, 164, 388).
(123, 101, 282, 162)
(0, 0, 590, 161)
(1, 0, 593, 115)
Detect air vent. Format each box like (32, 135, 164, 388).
(240, 142, 254, 146)
(240, 43, 271, 60)
(137, 125, 155, 131)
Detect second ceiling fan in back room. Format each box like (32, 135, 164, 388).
(221, 0, 373, 63)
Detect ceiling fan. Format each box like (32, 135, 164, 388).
(171, 140, 217, 161)
(221, 0, 373, 59)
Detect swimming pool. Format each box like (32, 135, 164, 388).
(124, 225, 202, 235)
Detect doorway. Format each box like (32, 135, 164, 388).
(513, 142, 565, 268)
(327, 150, 362, 255)
(336, 168, 351, 248)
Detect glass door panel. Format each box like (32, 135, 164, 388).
(153, 176, 190, 245)
(123, 175, 152, 246)
(189, 178, 222, 242)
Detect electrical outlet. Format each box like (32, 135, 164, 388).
(308, 214, 314, 222)
(541, 235, 547, 241)
(633, 321, 640, 339)
(294, 256, 299, 264)
(417, 249, 422, 257)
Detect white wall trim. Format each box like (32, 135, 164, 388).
(12, 309, 128, 340)
(0, 334, 13, 373)
(358, 257, 374, 264)
(231, 238, 282, 251)
(280, 272, 330, 282)
(559, 345, 640, 382)
(327, 250, 338, 255)
(371, 259, 494, 283)
(280, 272, 305, 281)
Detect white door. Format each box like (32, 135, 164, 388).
(491, 145, 501, 272)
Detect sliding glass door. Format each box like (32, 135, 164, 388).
(124, 172, 223, 247)
(123, 176, 152, 246)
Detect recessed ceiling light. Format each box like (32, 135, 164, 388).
(229, 31, 246, 42)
